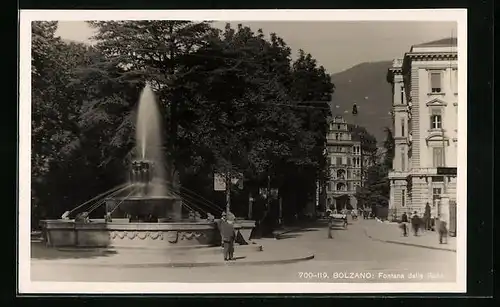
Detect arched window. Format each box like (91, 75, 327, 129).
(337, 169, 346, 180)
(336, 182, 346, 191)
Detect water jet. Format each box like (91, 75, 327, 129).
(40, 84, 256, 251)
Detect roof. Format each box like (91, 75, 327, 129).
(413, 37, 457, 48)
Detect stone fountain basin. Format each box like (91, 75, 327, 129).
(39, 219, 256, 249)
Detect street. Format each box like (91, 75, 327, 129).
(31, 218, 456, 283)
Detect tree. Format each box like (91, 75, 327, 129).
(349, 124, 378, 163)
(282, 49, 334, 217)
(355, 127, 394, 212)
(170, 24, 305, 218)
(87, 21, 217, 173)
(30, 21, 336, 228)
(31, 21, 97, 220)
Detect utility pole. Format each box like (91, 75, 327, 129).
(267, 174, 271, 210)
(225, 171, 231, 215)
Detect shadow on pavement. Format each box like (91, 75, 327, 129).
(31, 241, 117, 260)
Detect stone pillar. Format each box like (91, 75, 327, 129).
(389, 180, 396, 210)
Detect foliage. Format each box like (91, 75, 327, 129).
(348, 124, 378, 163)
(31, 21, 335, 226)
(355, 127, 394, 210)
(31, 21, 98, 218)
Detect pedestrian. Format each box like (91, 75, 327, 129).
(411, 211, 420, 236)
(423, 203, 432, 231)
(217, 212, 227, 248)
(351, 209, 357, 220)
(220, 216, 237, 261)
(400, 212, 409, 236)
(327, 212, 333, 239)
(437, 215, 448, 244)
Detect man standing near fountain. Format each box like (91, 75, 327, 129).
(220, 214, 237, 261)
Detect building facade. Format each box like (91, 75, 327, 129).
(387, 38, 458, 221)
(325, 116, 363, 210)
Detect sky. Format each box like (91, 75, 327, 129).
(55, 21, 457, 74)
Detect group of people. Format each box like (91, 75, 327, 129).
(399, 211, 448, 244)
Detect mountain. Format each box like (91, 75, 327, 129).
(330, 61, 393, 144)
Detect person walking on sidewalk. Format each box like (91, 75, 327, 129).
(436, 215, 448, 244)
(400, 212, 409, 237)
(424, 203, 432, 231)
(411, 211, 420, 236)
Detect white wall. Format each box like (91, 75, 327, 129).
(416, 63, 458, 168)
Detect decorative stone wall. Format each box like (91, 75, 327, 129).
(40, 219, 256, 249)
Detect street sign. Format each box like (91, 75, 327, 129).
(214, 173, 244, 191)
(214, 173, 226, 191)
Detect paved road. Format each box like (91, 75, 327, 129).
(31, 219, 456, 283)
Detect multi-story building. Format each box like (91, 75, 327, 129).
(325, 115, 363, 210)
(387, 38, 458, 223)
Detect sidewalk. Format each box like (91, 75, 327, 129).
(362, 220, 457, 252)
(31, 240, 314, 268)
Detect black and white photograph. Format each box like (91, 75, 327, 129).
(19, 9, 467, 293)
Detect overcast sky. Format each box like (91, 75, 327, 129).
(56, 21, 457, 74)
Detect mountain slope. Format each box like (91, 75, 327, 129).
(330, 61, 393, 144)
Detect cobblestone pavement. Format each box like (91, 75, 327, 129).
(31, 219, 457, 283)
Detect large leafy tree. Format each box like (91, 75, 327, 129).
(281, 50, 334, 217)
(31, 21, 336, 228)
(171, 24, 305, 217)
(31, 21, 96, 219)
(87, 21, 217, 168)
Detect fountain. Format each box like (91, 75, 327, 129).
(39, 85, 256, 250)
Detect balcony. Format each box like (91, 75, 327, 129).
(388, 170, 410, 179)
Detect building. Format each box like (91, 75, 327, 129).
(325, 115, 363, 210)
(387, 38, 458, 222)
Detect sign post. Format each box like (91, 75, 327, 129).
(214, 172, 244, 215)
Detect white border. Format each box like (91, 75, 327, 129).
(19, 9, 467, 294)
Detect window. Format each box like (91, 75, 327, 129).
(337, 124, 341, 130)
(433, 188, 442, 199)
(339, 133, 343, 140)
(452, 69, 458, 93)
(337, 169, 346, 180)
(400, 86, 405, 104)
(335, 133, 339, 140)
(401, 189, 406, 207)
(401, 118, 405, 136)
(331, 156, 335, 165)
(336, 157, 342, 165)
(327, 182, 332, 191)
(430, 71, 442, 93)
(430, 114, 442, 129)
(347, 157, 351, 166)
(432, 176, 444, 182)
(433, 147, 444, 167)
(401, 148, 406, 171)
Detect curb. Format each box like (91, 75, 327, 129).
(363, 229, 456, 252)
(32, 254, 315, 268)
